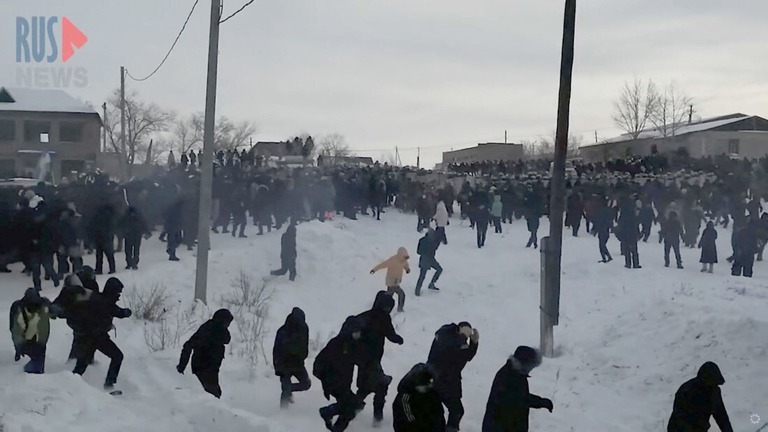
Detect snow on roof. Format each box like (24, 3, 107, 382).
(601, 115, 753, 145)
(0, 87, 97, 115)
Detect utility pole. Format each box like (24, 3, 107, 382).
(102, 102, 107, 153)
(594, 130, 598, 144)
(688, 104, 693, 124)
(120, 66, 127, 180)
(417, 147, 420, 169)
(541, 0, 576, 358)
(194, 0, 222, 304)
(505, 130, 508, 144)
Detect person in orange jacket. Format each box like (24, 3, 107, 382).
(370, 247, 410, 312)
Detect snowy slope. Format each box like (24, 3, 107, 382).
(0, 212, 765, 432)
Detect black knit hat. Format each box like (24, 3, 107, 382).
(513, 345, 542, 370)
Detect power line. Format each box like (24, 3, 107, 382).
(219, 0, 256, 24)
(126, 0, 200, 82)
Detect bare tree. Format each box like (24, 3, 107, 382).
(539, 131, 582, 157)
(181, 113, 257, 152)
(649, 82, 694, 138)
(318, 133, 352, 165)
(105, 89, 175, 177)
(612, 78, 658, 140)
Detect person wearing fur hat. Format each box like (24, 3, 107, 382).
(177, 308, 234, 399)
(393, 363, 446, 432)
(315, 316, 365, 432)
(370, 247, 410, 312)
(482, 346, 553, 432)
(273, 307, 311, 407)
(667, 361, 733, 432)
(427, 322, 479, 432)
(10, 288, 53, 374)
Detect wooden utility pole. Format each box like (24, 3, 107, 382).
(417, 147, 420, 169)
(120, 66, 127, 179)
(541, 0, 576, 358)
(194, 0, 222, 303)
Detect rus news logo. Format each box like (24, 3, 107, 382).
(15, 17, 89, 88)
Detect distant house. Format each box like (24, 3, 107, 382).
(581, 113, 768, 161)
(250, 141, 290, 158)
(442, 142, 524, 165)
(0, 86, 101, 178)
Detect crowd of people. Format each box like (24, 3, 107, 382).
(4, 149, 762, 431)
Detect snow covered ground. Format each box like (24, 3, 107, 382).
(0, 211, 766, 432)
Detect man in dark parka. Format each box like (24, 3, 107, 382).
(271, 223, 297, 281)
(177, 308, 234, 399)
(273, 307, 311, 407)
(482, 346, 553, 432)
(393, 363, 446, 432)
(667, 361, 733, 432)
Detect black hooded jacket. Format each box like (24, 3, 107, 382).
(482, 354, 549, 432)
(178, 309, 233, 375)
(273, 307, 309, 375)
(427, 323, 478, 388)
(281, 225, 297, 261)
(667, 362, 733, 432)
(393, 363, 446, 432)
(355, 291, 403, 365)
(313, 316, 363, 397)
(80, 277, 131, 336)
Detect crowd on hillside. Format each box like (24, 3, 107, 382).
(4, 150, 758, 431)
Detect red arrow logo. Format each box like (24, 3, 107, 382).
(61, 17, 87, 63)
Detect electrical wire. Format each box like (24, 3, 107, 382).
(125, 0, 200, 82)
(219, 0, 256, 24)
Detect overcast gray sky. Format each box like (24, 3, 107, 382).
(3, 0, 768, 167)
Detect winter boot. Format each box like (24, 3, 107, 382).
(708, 264, 713, 273)
(701, 264, 707, 272)
(428, 284, 440, 291)
(319, 407, 334, 431)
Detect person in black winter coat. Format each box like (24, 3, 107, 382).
(393, 363, 446, 432)
(731, 218, 758, 277)
(667, 361, 733, 432)
(120, 206, 150, 270)
(164, 198, 184, 261)
(51, 274, 92, 362)
(593, 199, 613, 263)
(273, 307, 311, 407)
(355, 291, 404, 426)
(662, 211, 684, 269)
(639, 201, 656, 242)
(482, 346, 553, 432)
(698, 221, 717, 273)
(475, 203, 490, 249)
(315, 316, 365, 432)
(523, 187, 541, 249)
(72, 277, 132, 390)
(427, 322, 479, 432)
(91, 203, 116, 275)
(617, 199, 641, 269)
(415, 229, 443, 296)
(177, 308, 234, 399)
(271, 223, 297, 281)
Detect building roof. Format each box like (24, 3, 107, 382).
(0, 87, 98, 115)
(599, 113, 756, 146)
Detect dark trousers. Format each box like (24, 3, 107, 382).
(437, 381, 464, 430)
(641, 223, 652, 242)
(321, 387, 359, 431)
(623, 241, 640, 268)
(731, 252, 755, 278)
(94, 234, 115, 274)
(571, 219, 581, 237)
(664, 241, 682, 267)
(280, 367, 312, 399)
(18, 341, 46, 374)
(30, 252, 58, 290)
(196, 370, 222, 398)
(435, 226, 447, 245)
(356, 363, 392, 419)
(166, 230, 182, 258)
(415, 261, 443, 295)
(57, 249, 82, 277)
(124, 234, 142, 267)
(73, 334, 123, 387)
(271, 257, 297, 281)
(492, 217, 502, 233)
(598, 232, 612, 261)
(476, 223, 488, 248)
(387, 285, 406, 311)
(526, 218, 539, 248)
(417, 217, 429, 232)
